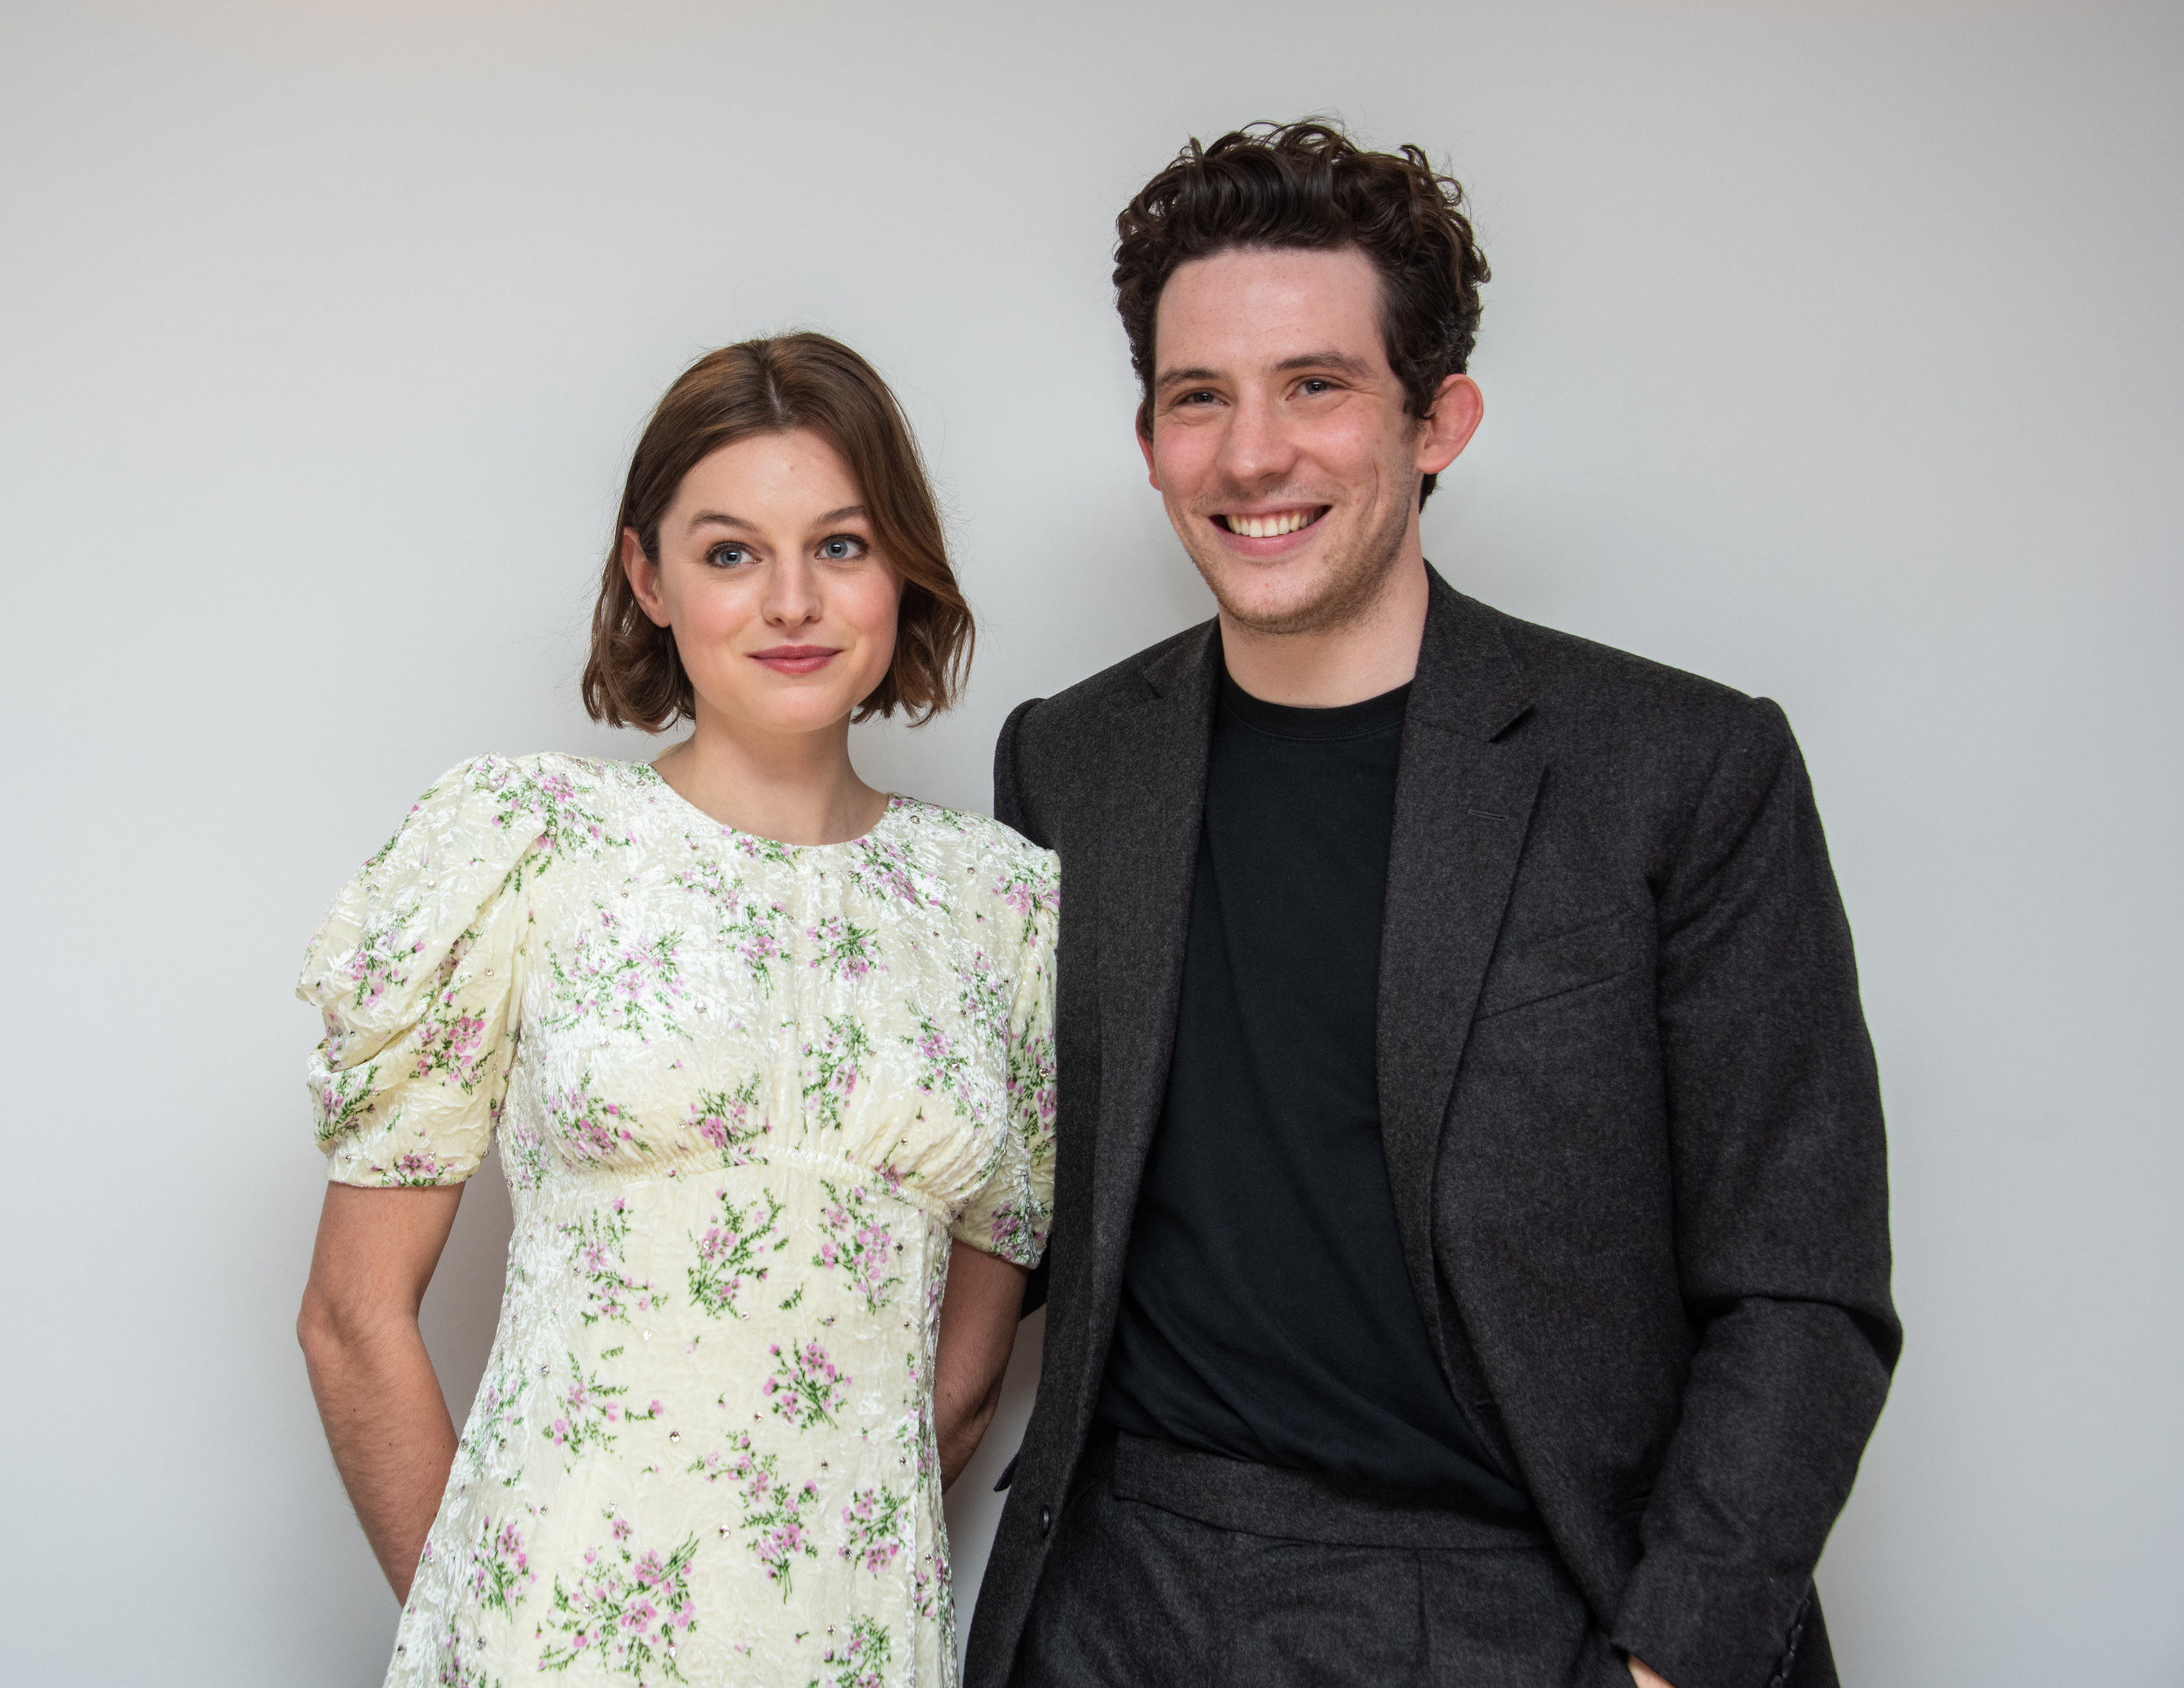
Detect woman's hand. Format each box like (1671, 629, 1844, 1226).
(933, 1241, 1030, 1490)
(296, 1182, 465, 1603)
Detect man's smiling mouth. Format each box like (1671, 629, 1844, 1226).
(1216, 506, 1329, 538)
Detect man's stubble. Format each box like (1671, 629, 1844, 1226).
(1180, 478, 1415, 640)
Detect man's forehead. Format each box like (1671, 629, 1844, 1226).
(1155, 245, 1387, 373)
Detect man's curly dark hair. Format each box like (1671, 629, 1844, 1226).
(1113, 119, 1489, 506)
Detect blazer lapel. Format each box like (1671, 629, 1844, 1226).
(1088, 624, 1220, 1320)
(1377, 573, 1543, 1372)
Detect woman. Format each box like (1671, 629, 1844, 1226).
(296, 334, 1057, 1687)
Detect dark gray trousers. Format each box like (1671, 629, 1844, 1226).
(1010, 1434, 1637, 1688)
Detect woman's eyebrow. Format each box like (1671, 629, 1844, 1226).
(686, 505, 869, 532)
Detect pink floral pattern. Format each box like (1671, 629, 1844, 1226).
(467, 1513, 534, 1614)
(686, 1185, 785, 1319)
(546, 1073, 650, 1164)
(814, 1180, 904, 1313)
(800, 1017, 871, 1132)
(811, 1616, 892, 1688)
(537, 1515, 698, 1680)
(764, 1338, 852, 1431)
(560, 1198, 660, 1328)
(689, 1429, 822, 1599)
(805, 914, 883, 981)
(687, 1076, 768, 1163)
(839, 1486, 906, 1577)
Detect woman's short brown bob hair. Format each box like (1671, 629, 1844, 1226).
(582, 333, 972, 731)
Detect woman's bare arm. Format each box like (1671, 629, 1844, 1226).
(933, 1240, 1030, 1491)
(296, 1181, 465, 1602)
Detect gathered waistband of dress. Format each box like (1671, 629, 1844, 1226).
(516, 1139, 957, 1225)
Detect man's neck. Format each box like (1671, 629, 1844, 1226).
(1216, 553, 1431, 706)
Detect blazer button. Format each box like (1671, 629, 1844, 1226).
(1040, 1505, 1053, 1536)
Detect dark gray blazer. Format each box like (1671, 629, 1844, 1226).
(965, 572, 1899, 1688)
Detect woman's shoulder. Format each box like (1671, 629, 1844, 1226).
(389, 750, 674, 861)
(332, 750, 654, 910)
(299, 752, 656, 1021)
(890, 798, 1055, 871)
(887, 798, 1059, 931)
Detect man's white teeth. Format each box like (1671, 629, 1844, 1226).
(1227, 509, 1316, 538)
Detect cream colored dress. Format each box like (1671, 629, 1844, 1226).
(299, 754, 1058, 1688)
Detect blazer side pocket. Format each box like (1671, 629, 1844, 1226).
(1473, 907, 1647, 1020)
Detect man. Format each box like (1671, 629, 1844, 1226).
(967, 122, 1898, 1688)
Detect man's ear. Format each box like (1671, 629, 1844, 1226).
(1417, 373, 1484, 476)
(1137, 406, 1159, 489)
(622, 529, 672, 628)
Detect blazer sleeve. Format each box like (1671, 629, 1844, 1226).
(993, 697, 1046, 845)
(1610, 698, 1901, 1688)
(992, 695, 1051, 1317)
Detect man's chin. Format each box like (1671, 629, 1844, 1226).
(1209, 585, 1366, 638)
(1194, 556, 1380, 639)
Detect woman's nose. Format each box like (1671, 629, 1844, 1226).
(763, 556, 823, 626)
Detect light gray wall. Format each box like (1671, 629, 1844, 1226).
(2, 2, 2177, 1682)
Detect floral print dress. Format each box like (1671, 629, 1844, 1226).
(298, 754, 1059, 1688)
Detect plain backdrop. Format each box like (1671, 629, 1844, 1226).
(2, 2, 2179, 1683)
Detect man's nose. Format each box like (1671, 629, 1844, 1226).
(1214, 389, 1295, 486)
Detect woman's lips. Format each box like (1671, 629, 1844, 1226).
(748, 644, 841, 675)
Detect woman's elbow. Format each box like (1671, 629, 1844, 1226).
(296, 1279, 342, 1363)
(296, 1276, 398, 1370)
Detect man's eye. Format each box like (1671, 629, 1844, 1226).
(1178, 390, 1219, 406)
(706, 543, 753, 568)
(818, 536, 866, 561)
(1299, 378, 1333, 395)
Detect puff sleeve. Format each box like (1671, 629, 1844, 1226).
(296, 757, 540, 1187)
(949, 851, 1059, 1266)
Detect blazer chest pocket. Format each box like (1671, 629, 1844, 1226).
(1473, 907, 1647, 1020)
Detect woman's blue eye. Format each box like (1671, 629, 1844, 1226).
(708, 544, 752, 568)
(819, 536, 864, 561)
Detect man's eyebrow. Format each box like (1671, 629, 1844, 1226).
(1153, 365, 1224, 393)
(1273, 350, 1373, 378)
(1153, 351, 1374, 393)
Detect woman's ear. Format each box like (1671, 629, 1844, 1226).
(622, 528, 671, 628)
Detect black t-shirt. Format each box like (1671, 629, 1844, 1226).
(1096, 667, 1528, 1512)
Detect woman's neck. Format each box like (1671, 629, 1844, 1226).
(649, 709, 887, 846)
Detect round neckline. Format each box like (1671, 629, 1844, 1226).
(1218, 670, 1413, 742)
(631, 761, 909, 853)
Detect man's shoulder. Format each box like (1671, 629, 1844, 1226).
(1454, 591, 1772, 752)
(1009, 619, 1213, 744)
(1495, 606, 1748, 713)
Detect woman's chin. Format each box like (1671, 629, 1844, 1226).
(697, 687, 871, 741)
